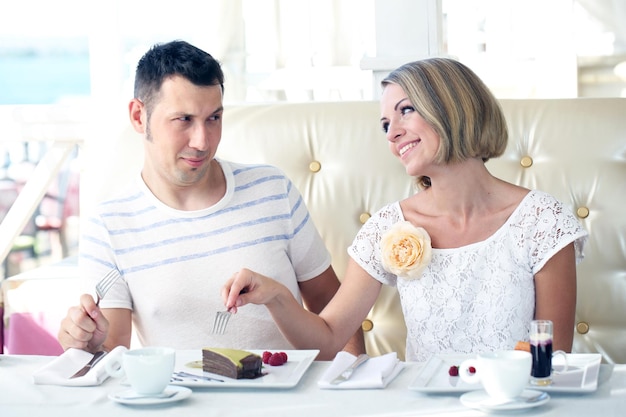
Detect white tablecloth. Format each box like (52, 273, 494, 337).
(1, 352, 624, 417)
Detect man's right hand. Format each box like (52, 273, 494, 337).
(58, 293, 110, 353)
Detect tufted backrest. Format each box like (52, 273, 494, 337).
(217, 102, 413, 358)
(494, 99, 626, 364)
(83, 98, 625, 363)
(214, 99, 626, 363)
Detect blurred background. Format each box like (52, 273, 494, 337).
(1, 0, 624, 279)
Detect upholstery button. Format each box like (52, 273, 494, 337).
(359, 212, 371, 224)
(520, 156, 533, 168)
(309, 161, 321, 172)
(361, 319, 374, 332)
(576, 206, 590, 219)
(576, 322, 590, 334)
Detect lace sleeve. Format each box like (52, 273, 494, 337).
(347, 202, 404, 286)
(523, 191, 589, 274)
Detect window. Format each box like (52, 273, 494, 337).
(1, 0, 624, 104)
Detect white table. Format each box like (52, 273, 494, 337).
(1, 352, 625, 417)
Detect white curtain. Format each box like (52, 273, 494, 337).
(576, 0, 626, 53)
(242, 0, 375, 101)
(88, 0, 375, 102)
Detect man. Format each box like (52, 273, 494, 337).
(58, 40, 364, 359)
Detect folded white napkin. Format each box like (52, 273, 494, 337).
(33, 346, 127, 386)
(318, 351, 405, 389)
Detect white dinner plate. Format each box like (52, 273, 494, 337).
(109, 385, 192, 405)
(170, 349, 319, 389)
(460, 389, 550, 412)
(408, 353, 602, 393)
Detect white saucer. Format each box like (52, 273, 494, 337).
(109, 385, 192, 405)
(460, 389, 550, 412)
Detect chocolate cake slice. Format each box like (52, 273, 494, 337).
(202, 348, 264, 379)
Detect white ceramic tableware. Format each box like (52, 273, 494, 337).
(460, 389, 550, 412)
(108, 385, 192, 405)
(170, 349, 319, 389)
(104, 347, 175, 395)
(459, 350, 532, 400)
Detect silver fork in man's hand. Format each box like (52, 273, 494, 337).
(95, 269, 121, 306)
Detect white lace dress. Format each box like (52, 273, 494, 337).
(348, 190, 588, 362)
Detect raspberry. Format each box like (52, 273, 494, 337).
(262, 350, 288, 366)
(448, 365, 459, 377)
(268, 352, 285, 366)
(468, 366, 476, 374)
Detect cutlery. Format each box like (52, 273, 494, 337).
(95, 269, 121, 306)
(172, 371, 224, 383)
(330, 353, 369, 385)
(211, 289, 248, 335)
(115, 391, 178, 401)
(211, 310, 232, 335)
(71, 350, 107, 378)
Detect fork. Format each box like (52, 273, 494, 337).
(211, 310, 232, 335)
(95, 269, 121, 306)
(211, 289, 247, 334)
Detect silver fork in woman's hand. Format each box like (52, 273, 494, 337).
(211, 310, 232, 335)
(211, 288, 247, 334)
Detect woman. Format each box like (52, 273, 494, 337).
(222, 58, 588, 361)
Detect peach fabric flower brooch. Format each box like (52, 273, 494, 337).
(380, 221, 432, 280)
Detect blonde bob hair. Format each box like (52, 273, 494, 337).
(381, 58, 508, 189)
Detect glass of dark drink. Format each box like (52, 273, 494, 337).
(529, 320, 568, 386)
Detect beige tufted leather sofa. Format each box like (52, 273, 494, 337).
(214, 99, 626, 364)
(3, 98, 625, 364)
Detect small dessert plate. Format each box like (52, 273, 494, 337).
(109, 385, 192, 405)
(171, 349, 319, 389)
(409, 353, 602, 393)
(460, 389, 550, 412)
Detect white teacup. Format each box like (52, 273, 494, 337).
(104, 347, 175, 395)
(459, 350, 532, 400)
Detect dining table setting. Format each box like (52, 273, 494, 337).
(1, 347, 625, 417)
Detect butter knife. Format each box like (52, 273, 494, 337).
(71, 350, 107, 379)
(172, 371, 224, 383)
(330, 353, 369, 385)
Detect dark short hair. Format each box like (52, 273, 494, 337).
(134, 40, 224, 112)
(382, 58, 508, 187)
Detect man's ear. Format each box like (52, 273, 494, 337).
(128, 98, 147, 134)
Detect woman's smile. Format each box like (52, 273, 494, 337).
(399, 140, 420, 157)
